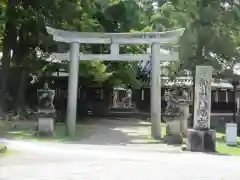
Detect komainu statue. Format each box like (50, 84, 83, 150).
(163, 89, 190, 144)
(37, 82, 56, 136)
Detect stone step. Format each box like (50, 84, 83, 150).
(109, 107, 138, 112)
(106, 111, 150, 119)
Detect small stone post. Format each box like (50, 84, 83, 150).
(187, 66, 216, 152)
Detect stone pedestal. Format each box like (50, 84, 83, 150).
(177, 103, 189, 136)
(37, 109, 55, 136)
(226, 123, 237, 145)
(164, 116, 183, 144)
(37, 116, 55, 136)
(187, 129, 216, 152)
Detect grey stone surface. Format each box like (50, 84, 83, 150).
(1, 140, 240, 180)
(187, 129, 216, 152)
(178, 103, 189, 136)
(193, 66, 212, 130)
(164, 117, 183, 144)
(165, 117, 181, 135)
(37, 116, 55, 136)
(164, 134, 183, 145)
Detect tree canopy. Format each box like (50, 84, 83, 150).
(0, 0, 239, 114)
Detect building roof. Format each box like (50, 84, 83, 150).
(160, 77, 238, 89)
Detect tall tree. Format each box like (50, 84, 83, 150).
(0, 0, 78, 115)
(169, 0, 240, 75)
(170, 0, 240, 123)
(0, 0, 18, 117)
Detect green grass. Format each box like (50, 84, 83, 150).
(216, 142, 240, 155)
(1, 121, 93, 143)
(0, 144, 19, 157)
(0, 144, 6, 151)
(146, 124, 240, 155)
(2, 120, 240, 155)
(0, 149, 19, 157)
(215, 132, 240, 155)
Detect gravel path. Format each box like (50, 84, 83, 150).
(1, 118, 240, 180)
(1, 144, 240, 180)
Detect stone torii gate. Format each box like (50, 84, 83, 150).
(46, 27, 184, 138)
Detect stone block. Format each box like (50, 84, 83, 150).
(37, 115, 55, 136)
(164, 117, 181, 135)
(164, 134, 183, 145)
(180, 118, 188, 137)
(164, 117, 183, 144)
(177, 104, 189, 136)
(187, 129, 216, 152)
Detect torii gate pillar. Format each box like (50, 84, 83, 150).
(151, 43, 162, 139)
(66, 42, 80, 136)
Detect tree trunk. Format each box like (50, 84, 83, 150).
(15, 68, 27, 116)
(0, 0, 18, 118)
(0, 38, 11, 117)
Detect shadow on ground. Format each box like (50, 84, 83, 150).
(3, 118, 240, 155)
(77, 118, 155, 146)
(0, 120, 94, 143)
(0, 118, 167, 147)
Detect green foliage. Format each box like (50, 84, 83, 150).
(0, 0, 239, 86)
(173, 0, 240, 75)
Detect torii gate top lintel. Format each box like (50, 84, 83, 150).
(46, 27, 185, 44)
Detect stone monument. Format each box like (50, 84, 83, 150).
(163, 89, 190, 144)
(37, 82, 56, 136)
(187, 66, 216, 152)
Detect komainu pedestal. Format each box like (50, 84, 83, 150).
(187, 129, 216, 152)
(164, 116, 183, 144)
(37, 82, 56, 136)
(177, 103, 189, 137)
(37, 109, 55, 136)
